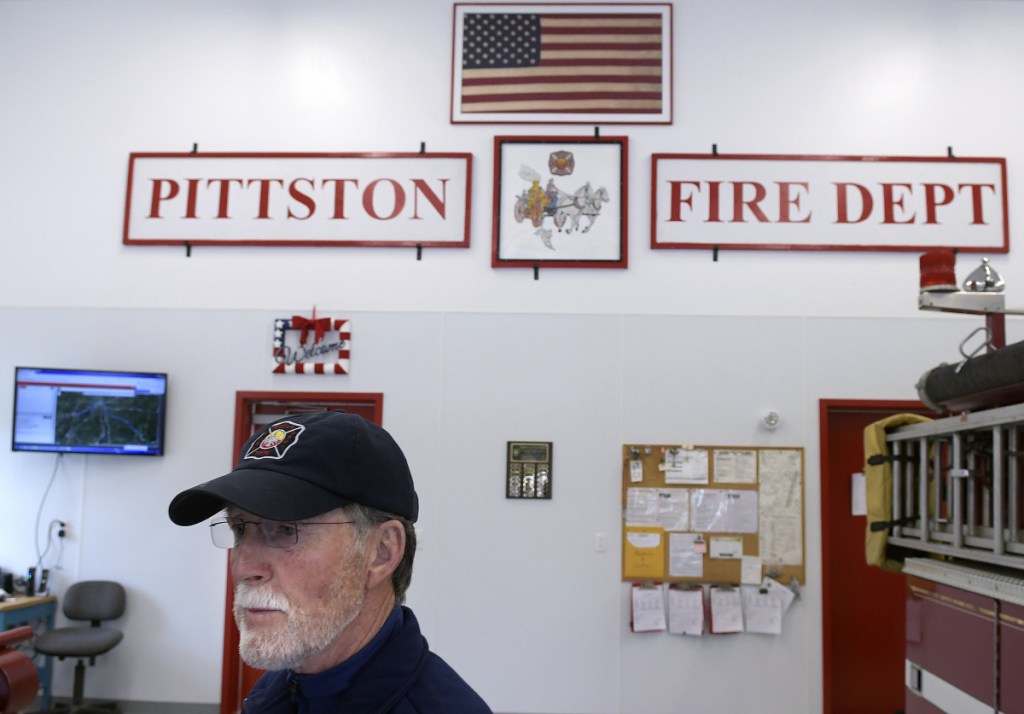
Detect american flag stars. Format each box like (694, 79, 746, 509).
(462, 13, 541, 68)
(273, 319, 289, 352)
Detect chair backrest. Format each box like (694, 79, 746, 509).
(63, 581, 126, 625)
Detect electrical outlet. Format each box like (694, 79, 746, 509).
(58, 521, 67, 539)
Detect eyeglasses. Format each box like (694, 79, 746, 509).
(210, 519, 356, 549)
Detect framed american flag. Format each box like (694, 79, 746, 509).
(451, 3, 672, 124)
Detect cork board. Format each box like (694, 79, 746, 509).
(621, 444, 805, 586)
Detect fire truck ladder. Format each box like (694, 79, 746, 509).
(885, 402, 1024, 573)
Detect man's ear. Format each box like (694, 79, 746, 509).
(366, 521, 405, 591)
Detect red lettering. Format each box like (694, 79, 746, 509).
(667, 181, 700, 222)
(881, 183, 914, 224)
(322, 178, 360, 219)
(833, 183, 873, 224)
(777, 182, 811, 223)
(706, 181, 722, 223)
(246, 179, 284, 219)
(288, 178, 315, 219)
(958, 183, 995, 225)
(731, 181, 769, 223)
(922, 183, 955, 224)
(207, 178, 243, 219)
(148, 179, 179, 218)
(184, 179, 200, 219)
(669, 180, 801, 223)
(363, 179, 405, 220)
(410, 179, 447, 219)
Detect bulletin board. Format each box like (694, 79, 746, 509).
(621, 444, 805, 586)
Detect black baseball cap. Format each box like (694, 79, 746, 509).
(168, 411, 418, 525)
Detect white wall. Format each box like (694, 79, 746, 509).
(1, 1, 1023, 713)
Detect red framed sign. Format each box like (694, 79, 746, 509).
(124, 152, 472, 248)
(651, 154, 1009, 253)
(492, 135, 628, 269)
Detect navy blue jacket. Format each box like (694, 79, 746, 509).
(241, 607, 492, 714)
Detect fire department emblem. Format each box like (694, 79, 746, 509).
(245, 420, 305, 460)
(548, 151, 575, 176)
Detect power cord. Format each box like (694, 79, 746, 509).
(34, 454, 66, 576)
(36, 519, 66, 575)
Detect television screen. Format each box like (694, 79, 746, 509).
(12, 367, 167, 456)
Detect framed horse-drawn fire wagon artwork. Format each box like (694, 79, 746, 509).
(492, 135, 628, 269)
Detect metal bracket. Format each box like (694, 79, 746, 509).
(954, 326, 994, 373)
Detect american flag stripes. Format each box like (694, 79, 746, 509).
(453, 4, 671, 123)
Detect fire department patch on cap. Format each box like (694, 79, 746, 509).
(245, 421, 305, 460)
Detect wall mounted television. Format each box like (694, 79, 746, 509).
(12, 367, 168, 456)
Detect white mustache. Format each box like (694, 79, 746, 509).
(234, 584, 291, 613)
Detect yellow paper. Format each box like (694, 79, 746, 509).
(623, 526, 666, 579)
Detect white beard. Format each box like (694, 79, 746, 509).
(234, 565, 365, 671)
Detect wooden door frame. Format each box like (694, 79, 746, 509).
(819, 398, 927, 713)
(220, 390, 384, 714)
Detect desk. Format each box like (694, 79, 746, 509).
(0, 595, 56, 708)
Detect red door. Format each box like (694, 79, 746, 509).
(820, 399, 928, 713)
(220, 391, 384, 714)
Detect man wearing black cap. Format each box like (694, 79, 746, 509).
(169, 411, 491, 713)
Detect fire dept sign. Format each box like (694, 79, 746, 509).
(124, 152, 472, 247)
(651, 154, 1008, 253)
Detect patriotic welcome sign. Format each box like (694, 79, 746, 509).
(451, 3, 672, 124)
(273, 311, 351, 375)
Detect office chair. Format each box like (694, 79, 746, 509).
(32, 581, 126, 714)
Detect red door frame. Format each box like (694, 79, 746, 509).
(220, 391, 384, 714)
(819, 398, 927, 713)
